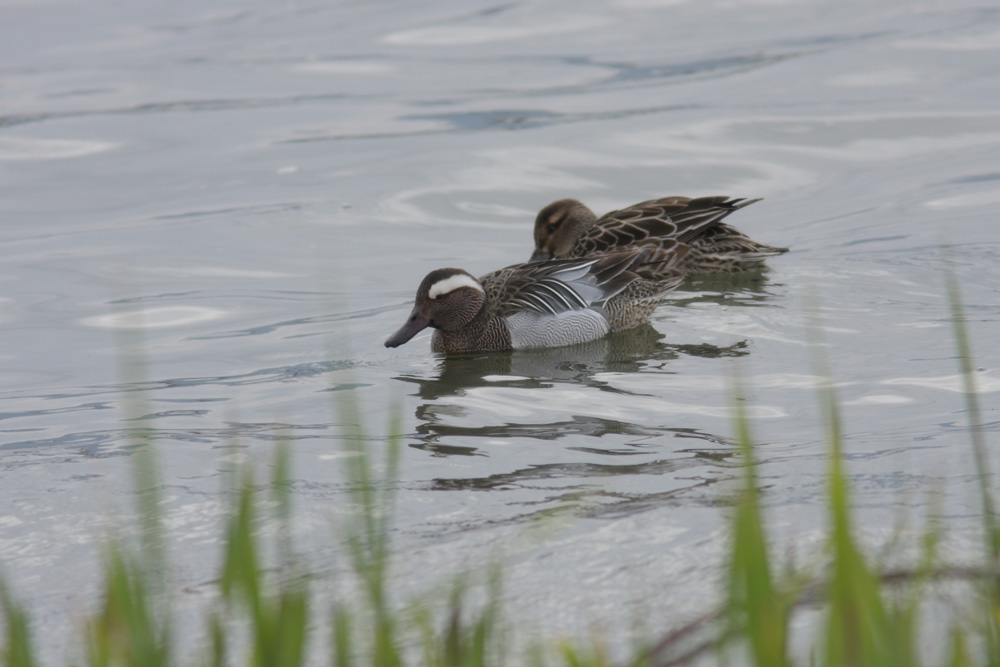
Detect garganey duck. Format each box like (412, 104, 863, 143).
(385, 248, 685, 355)
(530, 196, 786, 272)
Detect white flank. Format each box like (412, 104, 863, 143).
(506, 310, 609, 349)
(428, 273, 483, 299)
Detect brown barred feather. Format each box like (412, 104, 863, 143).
(531, 195, 786, 274)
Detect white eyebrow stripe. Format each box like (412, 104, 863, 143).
(428, 273, 483, 299)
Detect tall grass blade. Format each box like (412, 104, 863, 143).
(86, 546, 170, 667)
(220, 470, 262, 616)
(334, 385, 403, 667)
(943, 254, 1000, 662)
(948, 627, 971, 667)
(332, 606, 354, 667)
(943, 256, 999, 561)
(727, 369, 790, 667)
(805, 294, 891, 666)
(413, 570, 503, 667)
(204, 612, 226, 667)
(0, 586, 37, 667)
(111, 301, 167, 593)
(83, 299, 173, 667)
(218, 459, 310, 667)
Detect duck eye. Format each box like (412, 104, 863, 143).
(546, 222, 559, 233)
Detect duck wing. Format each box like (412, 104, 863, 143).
(691, 222, 788, 258)
(488, 251, 657, 318)
(575, 196, 761, 255)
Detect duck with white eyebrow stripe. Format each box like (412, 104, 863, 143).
(384, 248, 687, 355)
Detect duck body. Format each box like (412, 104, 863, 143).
(385, 249, 685, 355)
(531, 196, 786, 273)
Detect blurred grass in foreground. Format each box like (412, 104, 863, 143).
(1, 273, 997, 666)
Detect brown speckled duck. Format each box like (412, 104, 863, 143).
(385, 248, 686, 355)
(530, 196, 786, 272)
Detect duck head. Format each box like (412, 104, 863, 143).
(384, 268, 487, 348)
(530, 198, 598, 262)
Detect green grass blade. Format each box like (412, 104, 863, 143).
(944, 255, 999, 558)
(727, 369, 790, 667)
(1, 584, 37, 667)
(805, 295, 892, 666)
(943, 255, 1000, 663)
(86, 546, 170, 667)
(220, 471, 262, 617)
(332, 606, 354, 667)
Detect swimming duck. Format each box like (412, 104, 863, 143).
(530, 196, 787, 273)
(384, 248, 685, 354)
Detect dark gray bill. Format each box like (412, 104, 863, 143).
(529, 249, 551, 262)
(384, 307, 431, 348)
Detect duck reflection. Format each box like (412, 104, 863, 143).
(399, 324, 748, 398)
(395, 323, 747, 460)
(673, 268, 783, 307)
(429, 447, 733, 494)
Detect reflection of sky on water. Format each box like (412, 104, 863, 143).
(82, 305, 227, 329)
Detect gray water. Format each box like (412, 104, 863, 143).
(2, 0, 999, 661)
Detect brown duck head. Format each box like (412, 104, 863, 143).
(530, 198, 598, 262)
(384, 268, 487, 348)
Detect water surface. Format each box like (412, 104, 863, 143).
(2, 0, 999, 660)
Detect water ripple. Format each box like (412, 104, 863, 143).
(0, 136, 115, 160)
